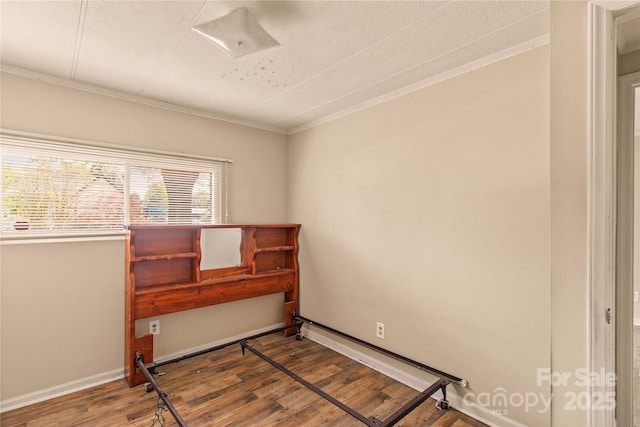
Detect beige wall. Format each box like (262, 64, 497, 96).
(549, 2, 589, 426)
(0, 73, 289, 224)
(0, 72, 289, 401)
(289, 45, 551, 426)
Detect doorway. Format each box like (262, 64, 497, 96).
(618, 70, 640, 427)
(590, 3, 640, 426)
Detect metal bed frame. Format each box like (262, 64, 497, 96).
(136, 315, 466, 427)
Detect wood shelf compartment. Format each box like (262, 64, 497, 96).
(125, 223, 300, 387)
(133, 271, 295, 319)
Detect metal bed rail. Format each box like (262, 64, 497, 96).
(135, 322, 302, 427)
(293, 315, 467, 388)
(136, 317, 466, 426)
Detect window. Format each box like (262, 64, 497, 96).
(1, 133, 231, 238)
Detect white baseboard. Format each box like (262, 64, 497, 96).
(0, 368, 124, 413)
(302, 326, 526, 427)
(0, 323, 284, 413)
(153, 323, 284, 364)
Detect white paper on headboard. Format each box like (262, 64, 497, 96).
(200, 228, 242, 270)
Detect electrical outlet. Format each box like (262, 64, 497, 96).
(376, 322, 385, 339)
(635, 291, 639, 303)
(149, 320, 160, 335)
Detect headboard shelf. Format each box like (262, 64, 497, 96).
(125, 223, 300, 387)
(131, 252, 199, 262)
(134, 269, 295, 296)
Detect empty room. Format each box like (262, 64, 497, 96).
(1, 1, 640, 427)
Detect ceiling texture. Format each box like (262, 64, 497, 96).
(0, 1, 550, 134)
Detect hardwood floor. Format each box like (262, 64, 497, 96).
(1, 334, 487, 427)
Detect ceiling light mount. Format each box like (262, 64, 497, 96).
(192, 7, 280, 58)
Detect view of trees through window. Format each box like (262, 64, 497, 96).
(1, 137, 224, 234)
(129, 166, 212, 225)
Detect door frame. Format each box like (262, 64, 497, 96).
(589, 2, 639, 426)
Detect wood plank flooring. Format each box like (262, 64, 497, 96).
(1, 334, 487, 427)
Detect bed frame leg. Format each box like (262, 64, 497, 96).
(126, 334, 154, 387)
(284, 302, 297, 337)
(295, 318, 303, 340)
(436, 384, 450, 410)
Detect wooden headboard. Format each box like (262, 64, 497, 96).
(125, 224, 300, 386)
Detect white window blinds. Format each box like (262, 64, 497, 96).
(1, 133, 231, 237)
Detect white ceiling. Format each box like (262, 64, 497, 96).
(0, 1, 550, 133)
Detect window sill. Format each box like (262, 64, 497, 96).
(0, 231, 126, 245)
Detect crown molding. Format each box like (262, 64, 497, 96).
(288, 34, 550, 135)
(1, 32, 552, 138)
(0, 64, 289, 135)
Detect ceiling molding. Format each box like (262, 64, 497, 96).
(1, 1, 551, 134)
(288, 34, 550, 135)
(1, 33, 551, 137)
(0, 64, 289, 135)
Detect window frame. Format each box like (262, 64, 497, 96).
(0, 129, 232, 242)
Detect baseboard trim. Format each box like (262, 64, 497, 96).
(0, 368, 124, 413)
(302, 326, 527, 427)
(0, 323, 284, 413)
(153, 323, 284, 364)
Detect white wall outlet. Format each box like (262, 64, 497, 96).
(376, 322, 385, 339)
(635, 291, 639, 303)
(149, 320, 160, 335)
